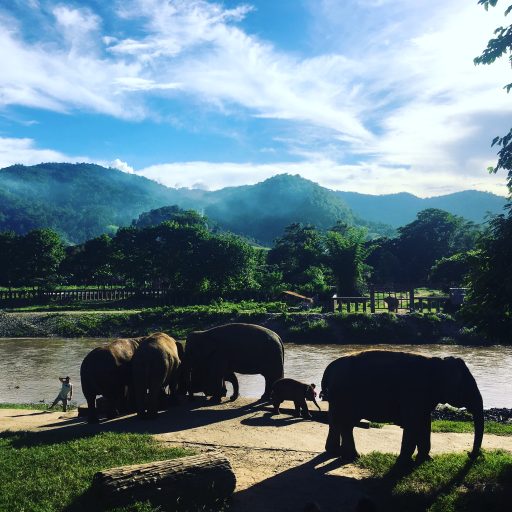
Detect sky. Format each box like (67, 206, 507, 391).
(0, 0, 511, 197)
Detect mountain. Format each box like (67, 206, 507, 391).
(0, 163, 203, 243)
(203, 174, 356, 244)
(0, 163, 507, 245)
(335, 190, 507, 228)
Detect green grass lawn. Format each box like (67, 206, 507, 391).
(357, 450, 512, 511)
(432, 420, 512, 436)
(0, 431, 192, 512)
(0, 402, 77, 411)
(368, 420, 512, 436)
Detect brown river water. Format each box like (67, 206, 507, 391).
(0, 338, 511, 407)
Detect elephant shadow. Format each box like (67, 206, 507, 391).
(7, 397, 269, 448)
(232, 452, 370, 512)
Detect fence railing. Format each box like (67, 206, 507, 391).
(0, 288, 169, 305)
(332, 289, 450, 313)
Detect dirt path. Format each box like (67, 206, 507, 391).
(2, 399, 511, 512)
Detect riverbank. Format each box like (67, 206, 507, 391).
(0, 307, 483, 344)
(1, 400, 511, 512)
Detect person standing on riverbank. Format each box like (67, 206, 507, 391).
(49, 376, 73, 412)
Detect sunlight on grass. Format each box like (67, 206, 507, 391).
(0, 431, 192, 512)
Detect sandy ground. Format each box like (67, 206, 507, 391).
(2, 399, 511, 512)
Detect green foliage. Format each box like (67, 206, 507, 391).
(0, 431, 191, 512)
(462, 212, 512, 342)
(132, 205, 209, 230)
(369, 209, 479, 285)
(325, 226, 372, 295)
(357, 450, 512, 512)
(475, 0, 512, 189)
(429, 251, 477, 290)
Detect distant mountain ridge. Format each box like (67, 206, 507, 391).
(335, 190, 507, 228)
(0, 163, 507, 244)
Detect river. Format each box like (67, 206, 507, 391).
(0, 338, 510, 407)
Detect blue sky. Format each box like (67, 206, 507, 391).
(0, 0, 510, 196)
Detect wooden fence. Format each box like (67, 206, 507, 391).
(0, 288, 169, 305)
(332, 289, 450, 313)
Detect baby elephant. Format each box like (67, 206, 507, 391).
(271, 378, 321, 419)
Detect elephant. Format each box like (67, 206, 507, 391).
(185, 323, 284, 402)
(132, 332, 181, 419)
(321, 350, 484, 464)
(270, 378, 321, 418)
(80, 337, 141, 423)
(176, 341, 240, 400)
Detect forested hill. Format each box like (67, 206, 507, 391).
(0, 164, 368, 244)
(0, 163, 204, 243)
(336, 190, 507, 228)
(202, 174, 357, 244)
(0, 163, 506, 244)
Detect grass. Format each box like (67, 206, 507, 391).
(432, 420, 512, 436)
(0, 431, 194, 512)
(369, 420, 512, 436)
(357, 450, 512, 511)
(0, 402, 77, 411)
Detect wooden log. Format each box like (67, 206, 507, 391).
(92, 451, 236, 509)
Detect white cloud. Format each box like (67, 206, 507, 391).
(0, 136, 86, 168)
(110, 158, 135, 174)
(138, 158, 508, 197)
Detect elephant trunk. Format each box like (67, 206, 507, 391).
(312, 397, 321, 411)
(470, 398, 484, 458)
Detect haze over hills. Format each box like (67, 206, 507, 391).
(336, 190, 507, 228)
(0, 163, 507, 245)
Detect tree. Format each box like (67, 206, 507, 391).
(267, 224, 326, 286)
(19, 228, 65, 289)
(394, 209, 479, 284)
(429, 251, 477, 290)
(462, 214, 512, 341)
(0, 231, 22, 290)
(474, 0, 512, 190)
(132, 205, 209, 230)
(325, 227, 372, 296)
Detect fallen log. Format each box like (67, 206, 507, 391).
(92, 451, 236, 509)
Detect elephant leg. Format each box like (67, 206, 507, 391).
(85, 393, 99, 423)
(300, 399, 312, 419)
(209, 374, 224, 404)
(135, 385, 148, 419)
(340, 424, 359, 461)
(397, 427, 417, 464)
(272, 399, 281, 415)
(228, 373, 239, 401)
(146, 392, 159, 419)
(325, 404, 342, 455)
(262, 373, 279, 401)
(416, 416, 432, 463)
(294, 400, 302, 417)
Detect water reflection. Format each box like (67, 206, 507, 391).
(0, 339, 511, 407)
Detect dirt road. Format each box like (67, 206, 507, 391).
(2, 399, 511, 512)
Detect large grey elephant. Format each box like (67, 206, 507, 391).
(80, 337, 141, 423)
(321, 350, 483, 464)
(185, 323, 284, 401)
(132, 332, 181, 418)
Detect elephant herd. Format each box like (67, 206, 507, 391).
(80, 322, 484, 465)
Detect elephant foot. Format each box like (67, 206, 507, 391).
(209, 396, 222, 404)
(340, 449, 360, 463)
(395, 455, 415, 469)
(302, 413, 313, 420)
(325, 441, 342, 456)
(230, 393, 239, 402)
(87, 416, 100, 424)
(415, 453, 432, 464)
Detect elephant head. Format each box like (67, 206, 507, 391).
(439, 357, 484, 458)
